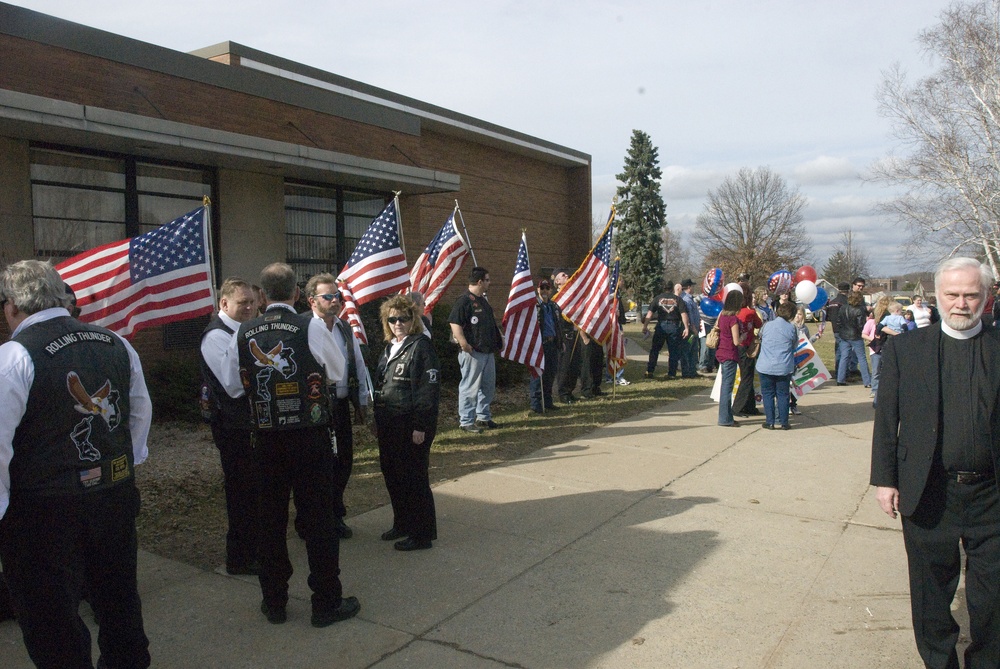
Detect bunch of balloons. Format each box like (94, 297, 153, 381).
(697, 264, 829, 318)
(789, 265, 828, 312)
(698, 268, 725, 318)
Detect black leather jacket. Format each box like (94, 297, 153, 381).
(373, 335, 440, 433)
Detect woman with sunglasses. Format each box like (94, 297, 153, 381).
(372, 295, 441, 551)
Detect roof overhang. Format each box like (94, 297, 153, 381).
(0, 88, 460, 194)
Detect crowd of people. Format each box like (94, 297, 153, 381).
(6, 252, 1000, 668)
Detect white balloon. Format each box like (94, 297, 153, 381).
(723, 282, 743, 297)
(795, 279, 818, 304)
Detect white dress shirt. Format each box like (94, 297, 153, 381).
(315, 314, 369, 405)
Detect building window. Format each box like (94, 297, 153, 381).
(137, 162, 213, 235)
(284, 181, 388, 282)
(29, 146, 214, 350)
(30, 146, 213, 263)
(31, 149, 127, 260)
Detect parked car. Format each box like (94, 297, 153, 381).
(624, 308, 639, 323)
(893, 295, 912, 307)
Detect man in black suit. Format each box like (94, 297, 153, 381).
(872, 257, 1000, 669)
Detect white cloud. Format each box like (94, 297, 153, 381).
(792, 156, 860, 186)
(661, 166, 728, 200)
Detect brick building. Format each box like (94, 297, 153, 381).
(0, 2, 592, 354)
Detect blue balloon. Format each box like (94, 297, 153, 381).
(807, 286, 828, 312)
(700, 296, 723, 317)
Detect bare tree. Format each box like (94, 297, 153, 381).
(661, 227, 697, 287)
(821, 228, 873, 285)
(691, 166, 812, 284)
(871, 0, 1000, 276)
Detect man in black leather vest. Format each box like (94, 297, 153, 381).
(200, 277, 259, 575)
(221, 263, 360, 628)
(0, 260, 152, 668)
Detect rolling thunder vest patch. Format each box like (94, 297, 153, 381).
(237, 309, 332, 431)
(11, 317, 134, 495)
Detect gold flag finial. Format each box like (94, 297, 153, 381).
(203, 195, 211, 206)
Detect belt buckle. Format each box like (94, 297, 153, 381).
(954, 471, 990, 485)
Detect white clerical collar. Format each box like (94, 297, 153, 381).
(941, 319, 982, 340)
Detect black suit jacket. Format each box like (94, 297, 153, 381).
(871, 323, 1000, 517)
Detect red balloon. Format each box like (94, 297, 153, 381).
(711, 291, 724, 302)
(794, 265, 817, 285)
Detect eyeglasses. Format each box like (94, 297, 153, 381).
(314, 293, 340, 301)
(387, 316, 412, 324)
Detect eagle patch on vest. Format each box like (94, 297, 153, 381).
(66, 371, 121, 462)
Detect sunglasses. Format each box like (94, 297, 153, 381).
(387, 316, 412, 324)
(314, 293, 341, 301)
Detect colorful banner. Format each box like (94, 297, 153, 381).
(791, 335, 830, 397)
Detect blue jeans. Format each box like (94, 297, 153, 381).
(836, 338, 871, 385)
(759, 372, 791, 427)
(685, 336, 701, 376)
(699, 337, 717, 371)
(870, 351, 881, 397)
(833, 332, 859, 378)
(648, 322, 687, 376)
(718, 360, 738, 426)
(458, 350, 496, 426)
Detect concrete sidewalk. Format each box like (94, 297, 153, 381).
(2, 380, 933, 668)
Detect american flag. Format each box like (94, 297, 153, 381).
(409, 210, 469, 314)
(338, 197, 409, 305)
(606, 258, 627, 373)
(500, 233, 544, 377)
(56, 206, 215, 338)
(554, 205, 616, 344)
(337, 280, 368, 345)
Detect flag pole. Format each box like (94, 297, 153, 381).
(455, 200, 478, 266)
(202, 195, 218, 307)
(392, 191, 406, 260)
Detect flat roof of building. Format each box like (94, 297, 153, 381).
(0, 2, 590, 169)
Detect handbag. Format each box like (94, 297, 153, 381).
(748, 333, 761, 359)
(705, 322, 721, 349)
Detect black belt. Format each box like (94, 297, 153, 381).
(947, 471, 995, 485)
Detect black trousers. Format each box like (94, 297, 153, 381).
(0, 482, 150, 669)
(732, 346, 758, 414)
(254, 428, 342, 612)
(902, 474, 1000, 669)
(557, 332, 582, 400)
(331, 398, 355, 519)
(210, 424, 259, 568)
(376, 413, 436, 542)
(540, 338, 559, 407)
(582, 339, 604, 395)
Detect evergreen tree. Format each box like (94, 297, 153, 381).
(821, 229, 872, 286)
(615, 130, 666, 305)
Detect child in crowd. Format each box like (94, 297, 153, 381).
(879, 302, 908, 333)
(902, 309, 917, 331)
(789, 307, 821, 415)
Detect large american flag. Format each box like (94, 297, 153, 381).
(554, 205, 616, 344)
(56, 206, 215, 338)
(409, 210, 469, 314)
(606, 258, 627, 373)
(500, 233, 544, 377)
(337, 279, 368, 345)
(338, 197, 409, 305)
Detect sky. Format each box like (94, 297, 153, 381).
(11, 0, 958, 276)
